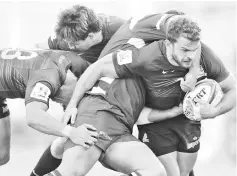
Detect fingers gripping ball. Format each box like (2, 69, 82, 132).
(183, 79, 223, 121)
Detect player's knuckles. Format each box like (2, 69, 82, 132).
(90, 137, 97, 143)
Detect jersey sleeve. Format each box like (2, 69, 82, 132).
(65, 52, 90, 78)
(112, 41, 160, 78)
(201, 42, 230, 82)
(107, 15, 125, 34)
(25, 69, 62, 107)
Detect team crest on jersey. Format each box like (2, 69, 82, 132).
(30, 83, 51, 102)
(117, 50, 132, 65)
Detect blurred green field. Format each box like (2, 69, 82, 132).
(0, 1, 236, 175)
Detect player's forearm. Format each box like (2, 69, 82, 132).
(148, 108, 177, 122)
(26, 109, 72, 138)
(137, 106, 181, 125)
(67, 63, 102, 108)
(67, 53, 117, 108)
(214, 87, 236, 117)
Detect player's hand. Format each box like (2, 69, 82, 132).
(184, 98, 202, 121)
(170, 103, 183, 117)
(62, 107, 78, 124)
(69, 124, 98, 148)
(195, 99, 218, 120)
(180, 75, 196, 92)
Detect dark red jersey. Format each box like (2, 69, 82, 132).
(0, 49, 88, 106)
(48, 14, 125, 63)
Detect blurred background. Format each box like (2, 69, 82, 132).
(0, 0, 236, 175)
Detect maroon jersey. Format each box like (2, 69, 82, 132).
(112, 40, 229, 110)
(99, 13, 174, 57)
(48, 14, 125, 63)
(85, 35, 146, 131)
(0, 49, 88, 106)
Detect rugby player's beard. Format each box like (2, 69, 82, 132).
(172, 53, 192, 68)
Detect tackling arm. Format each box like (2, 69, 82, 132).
(136, 104, 183, 125)
(66, 53, 119, 109)
(26, 101, 72, 137)
(26, 101, 98, 147)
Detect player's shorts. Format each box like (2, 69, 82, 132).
(72, 95, 139, 152)
(0, 98, 10, 119)
(138, 114, 201, 156)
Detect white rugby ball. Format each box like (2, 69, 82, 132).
(183, 78, 223, 121)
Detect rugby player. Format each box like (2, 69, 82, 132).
(31, 5, 125, 175)
(34, 9, 201, 176)
(36, 5, 125, 64)
(0, 48, 98, 166)
(43, 44, 166, 176)
(63, 14, 236, 176)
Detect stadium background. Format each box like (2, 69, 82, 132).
(0, 0, 235, 175)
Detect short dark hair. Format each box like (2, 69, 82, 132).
(167, 15, 201, 43)
(55, 5, 102, 42)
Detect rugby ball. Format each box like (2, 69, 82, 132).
(183, 78, 223, 121)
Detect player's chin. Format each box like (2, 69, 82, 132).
(182, 61, 192, 68)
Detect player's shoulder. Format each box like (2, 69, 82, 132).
(133, 13, 172, 30)
(99, 13, 125, 40)
(139, 40, 165, 59)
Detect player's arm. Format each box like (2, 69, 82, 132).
(199, 44, 236, 119)
(25, 101, 98, 147)
(66, 53, 119, 109)
(26, 101, 71, 137)
(200, 74, 236, 119)
(136, 104, 183, 125)
(65, 45, 146, 123)
(25, 79, 98, 147)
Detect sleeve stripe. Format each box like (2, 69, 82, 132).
(127, 38, 145, 49)
(156, 14, 169, 30)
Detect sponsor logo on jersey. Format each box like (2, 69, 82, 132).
(30, 83, 51, 102)
(142, 133, 149, 143)
(162, 70, 168, 74)
(117, 50, 133, 65)
(187, 137, 200, 149)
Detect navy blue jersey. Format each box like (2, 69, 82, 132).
(112, 40, 229, 110)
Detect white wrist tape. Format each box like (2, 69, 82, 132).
(136, 107, 152, 125)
